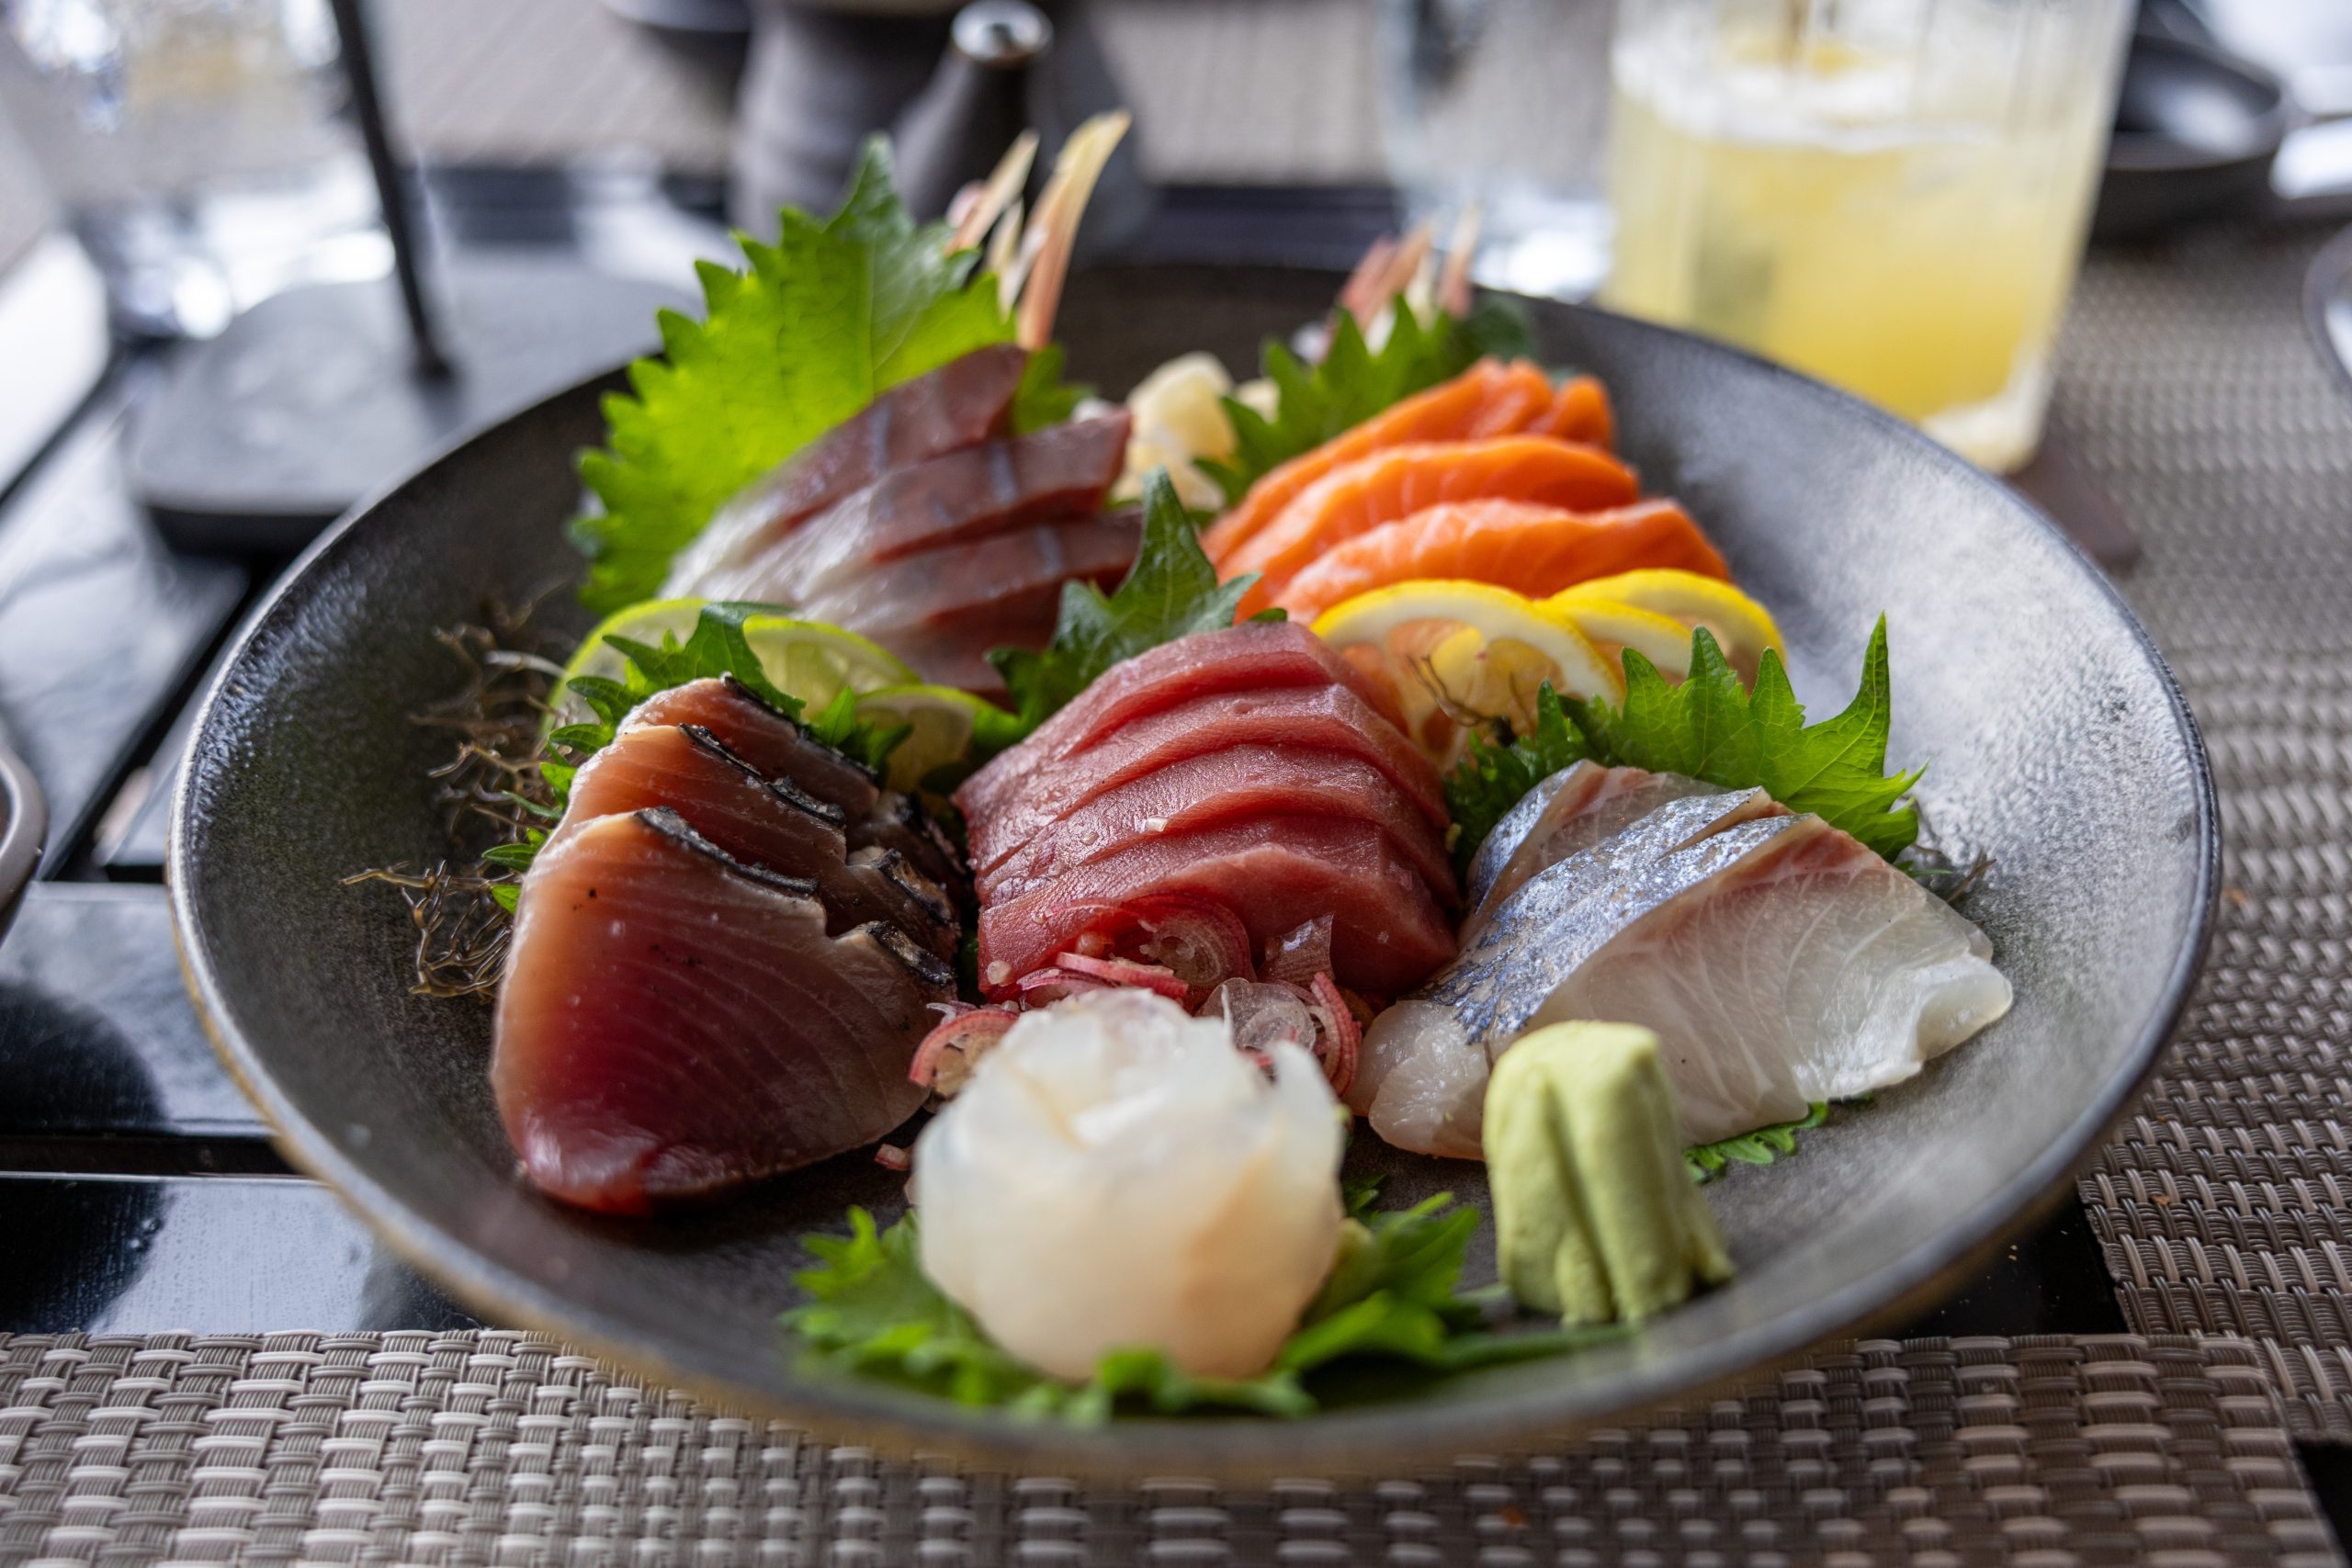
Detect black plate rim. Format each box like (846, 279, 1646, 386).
(170, 277, 2220, 1472)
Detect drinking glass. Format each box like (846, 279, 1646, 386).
(1375, 0, 1620, 302)
(0, 0, 385, 338)
(1602, 0, 2131, 471)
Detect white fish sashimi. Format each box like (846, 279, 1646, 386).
(1533, 815, 2012, 1142)
(1460, 761, 1726, 942)
(1357, 783, 2012, 1156)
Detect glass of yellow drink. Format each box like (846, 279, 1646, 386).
(1603, 0, 2131, 470)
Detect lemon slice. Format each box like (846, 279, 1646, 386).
(1312, 580, 1620, 766)
(854, 684, 1022, 795)
(1551, 570, 1784, 685)
(1552, 599, 1702, 682)
(548, 600, 917, 728)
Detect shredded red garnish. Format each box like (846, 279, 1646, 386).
(874, 1143, 912, 1171)
(910, 1005, 1019, 1096)
(1053, 950, 1190, 1000)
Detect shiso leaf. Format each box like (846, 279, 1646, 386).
(1198, 299, 1537, 506)
(989, 469, 1259, 733)
(1686, 1102, 1831, 1184)
(571, 139, 1080, 615)
(782, 1191, 1593, 1421)
(1445, 619, 1922, 868)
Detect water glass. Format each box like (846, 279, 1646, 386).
(1375, 0, 1620, 302)
(1602, 0, 2132, 470)
(0, 0, 385, 338)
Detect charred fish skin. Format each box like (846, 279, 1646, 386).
(1425, 791, 1790, 1050)
(492, 807, 946, 1213)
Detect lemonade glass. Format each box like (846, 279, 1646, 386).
(1602, 0, 2132, 470)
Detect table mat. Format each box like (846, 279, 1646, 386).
(0, 1329, 2336, 1566)
(2054, 220, 2352, 1439)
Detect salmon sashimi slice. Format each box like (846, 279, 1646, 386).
(1459, 762, 1722, 942)
(1200, 358, 1520, 562)
(1274, 499, 1731, 622)
(662, 344, 1029, 597)
(1527, 374, 1613, 448)
(624, 677, 879, 818)
(688, 412, 1131, 604)
(553, 724, 957, 954)
(978, 744, 1459, 905)
(956, 624, 1405, 825)
(620, 677, 971, 908)
(978, 816, 1457, 997)
(1223, 437, 1642, 617)
(964, 682, 1449, 878)
(493, 808, 952, 1213)
(1461, 360, 1557, 438)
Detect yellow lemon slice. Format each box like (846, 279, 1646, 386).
(1551, 570, 1784, 685)
(1552, 599, 1703, 682)
(1312, 580, 1620, 766)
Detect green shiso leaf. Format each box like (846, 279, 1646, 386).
(1444, 618, 1922, 869)
(989, 468, 1259, 733)
(1685, 1101, 1831, 1183)
(781, 1189, 1586, 1421)
(1198, 299, 1537, 506)
(571, 138, 1080, 615)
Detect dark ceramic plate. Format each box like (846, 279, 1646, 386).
(173, 267, 2216, 1476)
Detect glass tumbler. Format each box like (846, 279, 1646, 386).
(0, 0, 385, 338)
(1376, 0, 1621, 302)
(1602, 0, 2131, 471)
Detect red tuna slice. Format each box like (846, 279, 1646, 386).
(956, 622, 1410, 829)
(978, 743, 1459, 906)
(662, 344, 1029, 597)
(978, 815, 1456, 997)
(555, 724, 958, 955)
(695, 412, 1131, 604)
(624, 676, 879, 818)
(494, 808, 950, 1213)
(964, 682, 1448, 879)
(799, 512, 1140, 691)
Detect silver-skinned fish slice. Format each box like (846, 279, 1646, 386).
(1460, 761, 1724, 941)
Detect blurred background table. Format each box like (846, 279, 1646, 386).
(4, 2, 2352, 1562)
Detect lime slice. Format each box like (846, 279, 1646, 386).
(741, 616, 916, 708)
(854, 684, 1021, 794)
(550, 598, 711, 726)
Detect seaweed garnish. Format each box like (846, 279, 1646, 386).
(346, 599, 566, 1000)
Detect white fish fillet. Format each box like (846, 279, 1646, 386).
(1357, 786, 2012, 1155)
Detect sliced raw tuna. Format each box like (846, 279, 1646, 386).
(555, 724, 957, 954)
(978, 815, 1455, 996)
(494, 808, 951, 1213)
(624, 676, 879, 818)
(662, 344, 1029, 597)
(964, 682, 1449, 879)
(979, 744, 1457, 906)
(686, 412, 1131, 604)
(956, 623, 1408, 826)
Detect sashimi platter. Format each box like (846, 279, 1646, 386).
(174, 118, 2215, 1465)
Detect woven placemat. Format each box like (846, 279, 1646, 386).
(0, 1330, 2335, 1566)
(2054, 220, 2352, 1439)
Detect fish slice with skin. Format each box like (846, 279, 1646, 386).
(956, 623, 1408, 825)
(978, 814, 1458, 998)
(1461, 762, 1726, 942)
(978, 743, 1458, 905)
(621, 677, 967, 906)
(682, 412, 1132, 605)
(1356, 797, 2011, 1157)
(795, 512, 1140, 694)
(1226, 437, 1643, 617)
(551, 724, 958, 956)
(1274, 499, 1729, 624)
(493, 808, 952, 1213)
(661, 343, 1030, 598)
(962, 682, 1450, 880)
